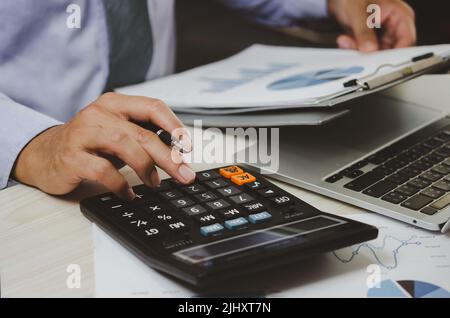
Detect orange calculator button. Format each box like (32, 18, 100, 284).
(219, 166, 244, 179)
(231, 172, 256, 186)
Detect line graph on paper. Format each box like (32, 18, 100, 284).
(332, 234, 422, 270)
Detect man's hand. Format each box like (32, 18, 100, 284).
(328, 0, 416, 52)
(12, 93, 195, 200)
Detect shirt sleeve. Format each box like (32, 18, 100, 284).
(0, 93, 62, 189)
(220, 0, 329, 27)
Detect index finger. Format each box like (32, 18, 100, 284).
(97, 92, 185, 136)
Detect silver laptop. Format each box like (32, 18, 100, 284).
(242, 94, 450, 233)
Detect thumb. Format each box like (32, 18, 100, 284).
(351, 14, 379, 52)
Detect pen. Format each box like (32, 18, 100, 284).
(134, 121, 186, 153)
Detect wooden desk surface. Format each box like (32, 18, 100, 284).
(1, 75, 448, 297)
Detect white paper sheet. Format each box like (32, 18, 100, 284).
(117, 44, 450, 110)
(93, 212, 450, 298)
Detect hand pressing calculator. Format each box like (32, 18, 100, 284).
(81, 165, 378, 287)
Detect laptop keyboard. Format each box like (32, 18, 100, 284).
(326, 126, 450, 216)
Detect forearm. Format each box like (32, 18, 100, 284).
(220, 0, 329, 27)
(0, 93, 62, 189)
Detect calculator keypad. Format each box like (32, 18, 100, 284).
(88, 166, 315, 248)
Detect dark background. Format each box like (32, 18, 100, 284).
(175, 0, 450, 72)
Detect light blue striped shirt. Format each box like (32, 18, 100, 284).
(0, 0, 327, 189)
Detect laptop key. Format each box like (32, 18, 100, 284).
(410, 160, 433, 171)
(385, 173, 409, 185)
(344, 171, 384, 191)
(420, 206, 438, 215)
(408, 178, 431, 189)
(362, 180, 397, 198)
(382, 192, 407, 204)
(396, 184, 420, 196)
(344, 169, 364, 179)
(401, 194, 433, 211)
(421, 187, 445, 199)
(433, 180, 450, 192)
(422, 138, 443, 149)
(435, 145, 450, 157)
(398, 167, 422, 179)
(431, 164, 450, 175)
(430, 193, 450, 210)
(373, 166, 396, 176)
(423, 153, 445, 165)
(384, 158, 408, 170)
(420, 171, 443, 182)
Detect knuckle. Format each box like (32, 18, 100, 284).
(99, 92, 119, 103)
(149, 98, 168, 112)
(92, 160, 112, 181)
(110, 129, 129, 144)
(79, 104, 102, 119)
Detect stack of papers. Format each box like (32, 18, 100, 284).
(118, 44, 450, 115)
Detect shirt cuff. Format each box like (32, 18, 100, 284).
(0, 94, 62, 189)
(285, 0, 329, 20)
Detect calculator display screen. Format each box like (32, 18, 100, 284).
(174, 216, 345, 265)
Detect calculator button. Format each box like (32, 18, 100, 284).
(144, 228, 161, 237)
(206, 199, 231, 210)
(248, 211, 272, 224)
(194, 191, 218, 202)
(231, 173, 257, 186)
(197, 170, 221, 182)
(270, 195, 294, 206)
(129, 219, 149, 228)
(99, 195, 124, 209)
(195, 213, 219, 225)
(182, 184, 206, 194)
(161, 190, 183, 200)
(229, 193, 255, 204)
(167, 221, 189, 232)
(182, 204, 207, 216)
(200, 223, 224, 237)
(132, 185, 157, 204)
(243, 201, 265, 213)
(121, 212, 135, 218)
(205, 179, 230, 189)
(257, 188, 278, 197)
(170, 197, 195, 208)
(144, 203, 165, 213)
(154, 213, 174, 223)
(216, 186, 242, 197)
(218, 207, 246, 219)
(245, 181, 265, 189)
(219, 166, 244, 179)
(224, 217, 248, 230)
(154, 180, 172, 192)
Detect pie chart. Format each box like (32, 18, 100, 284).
(368, 280, 450, 298)
(267, 66, 364, 90)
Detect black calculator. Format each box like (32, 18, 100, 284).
(80, 165, 378, 287)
